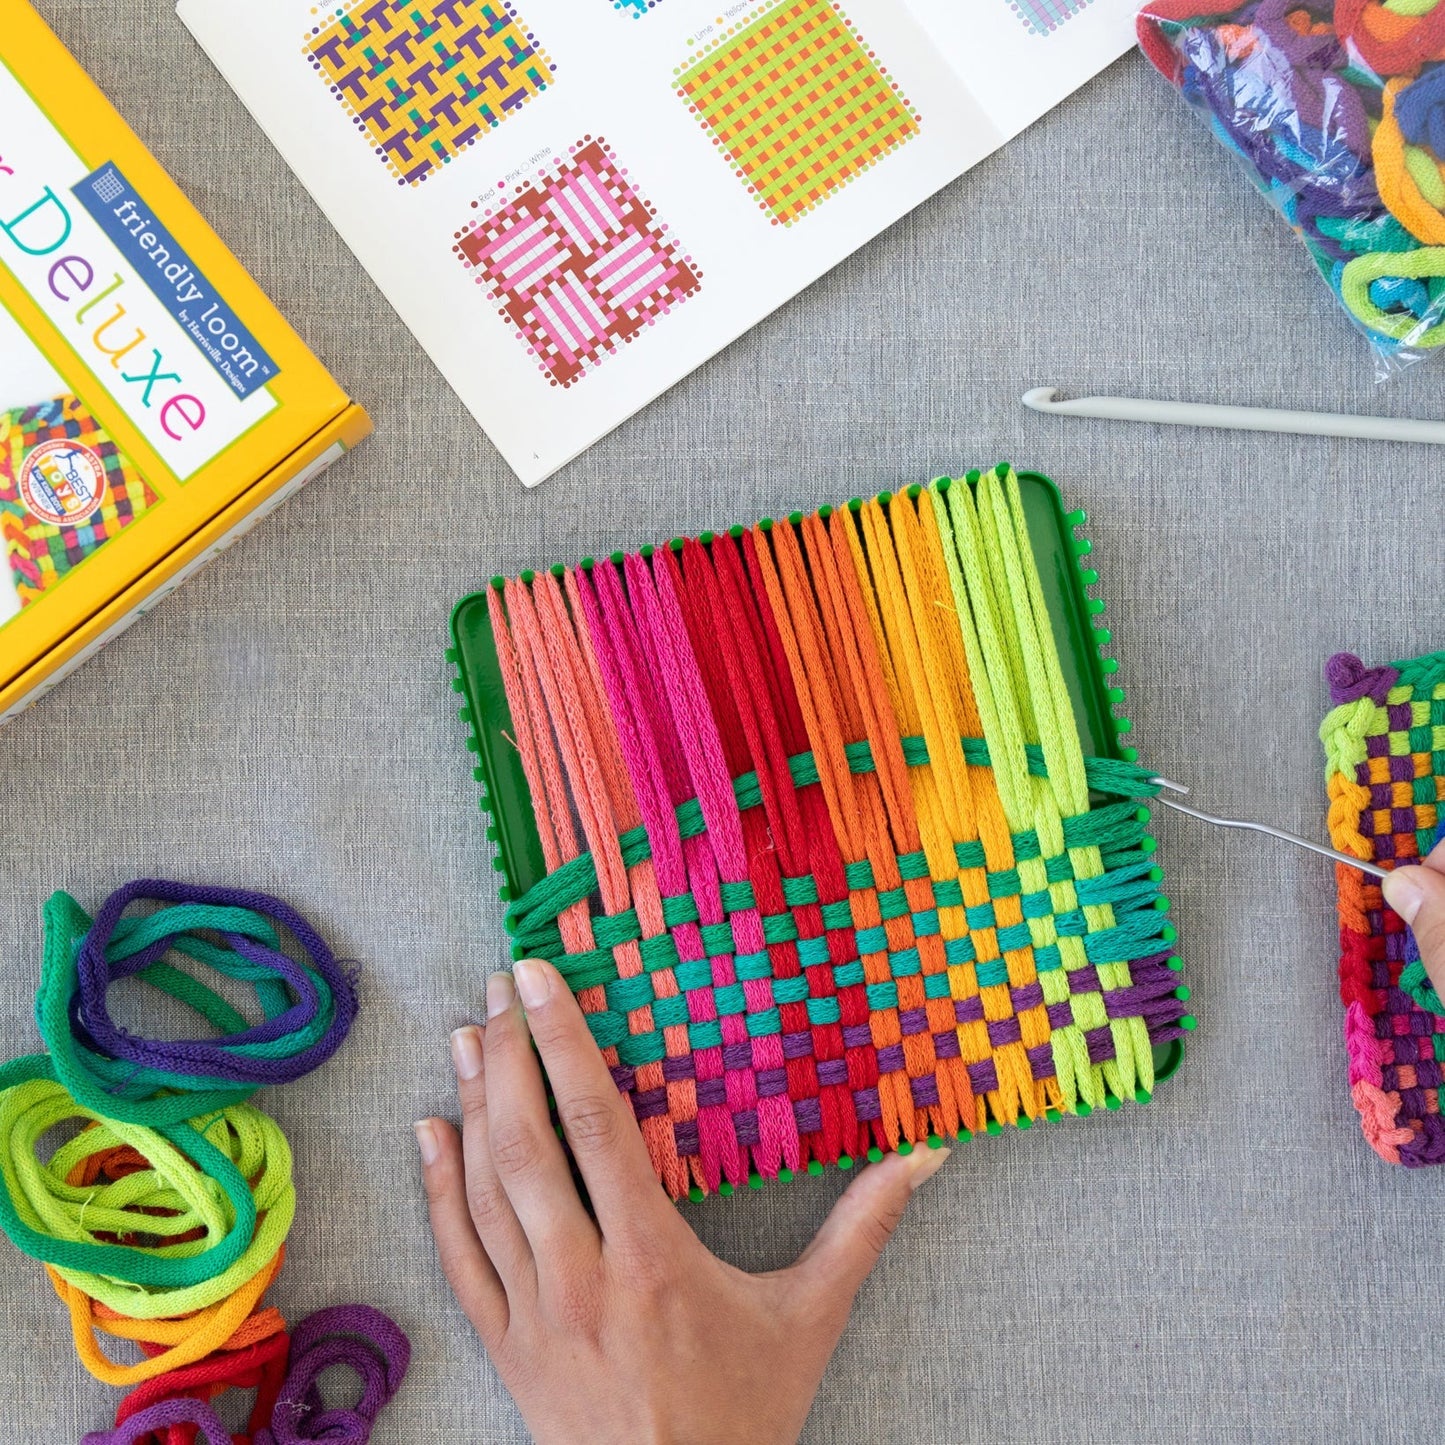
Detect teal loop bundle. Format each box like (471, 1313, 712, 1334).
(39, 880, 358, 1126)
(0, 879, 409, 1438)
(1139, 0, 1445, 370)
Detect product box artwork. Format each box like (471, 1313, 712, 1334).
(0, 0, 370, 725)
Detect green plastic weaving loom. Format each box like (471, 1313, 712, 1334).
(449, 468, 1190, 1199)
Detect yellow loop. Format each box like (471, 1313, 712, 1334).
(1376, 78, 1445, 244)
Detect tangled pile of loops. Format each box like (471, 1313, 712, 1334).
(1140, 0, 1445, 356)
(0, 881, 409, 1442)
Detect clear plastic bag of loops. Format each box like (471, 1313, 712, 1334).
(1138, 0, 1445, 378)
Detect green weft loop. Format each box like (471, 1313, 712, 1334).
(877, 887, 911, 921)
(591, 909, 643, 950)
(638, 932, 681, 974)
(719, 880, 756, 912)
(745, 1007, 782, 1037)
(503, 741, 1160, 940)
(605, 974, 654, 1012)
(652, 994, 691, 1029)
(0, 1054, 258, 1286)
(781, 874, 818, 906)
(553, 947, 620, 993)
(761, 912, 800, 945)
(674, 957, 713, 991)
(616, 1030, 667, 1067)
(585, 1011, 628, 1049)
(897, 851, 930, 880)
(1080, 911, 1170, 965)
(661, 894, 700, 928)
(1401, 959, 1445, 1017)
(700, 921, 736, 957)
(35, 893, 338, 1126)
(771, 975, 810, 1004)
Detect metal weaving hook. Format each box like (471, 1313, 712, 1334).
(1148, 777, 1390, 881)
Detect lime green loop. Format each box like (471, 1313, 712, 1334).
(0, 1054, 293, 1313)
(1340, 248, 1445, 343)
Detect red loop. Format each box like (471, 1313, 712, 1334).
(112, 1331, 291, 1445)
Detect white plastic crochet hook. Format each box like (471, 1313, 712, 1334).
(1149, 778, 1390, 880)
(1023, 388, 1445, 446)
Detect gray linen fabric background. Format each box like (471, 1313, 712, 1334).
(2, 2, 1443, 1440)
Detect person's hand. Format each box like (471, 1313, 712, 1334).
(1383, 838, 1445, 992)
(413, 957, 948, 1445)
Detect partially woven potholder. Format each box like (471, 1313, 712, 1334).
(0, 396, 156, 608)
(1321, 649, 1445, 1166)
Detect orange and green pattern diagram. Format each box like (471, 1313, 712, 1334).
(674, 0, 920, 227)
(304, 0, 553, 187)
(0, 397, 157, 612)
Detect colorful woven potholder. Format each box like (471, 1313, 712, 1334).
(0, 395, 156, 609)
(1321, 648, 1445, 1166)
(453, 469, 1192, 1200)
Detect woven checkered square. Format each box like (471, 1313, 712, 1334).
(1323, 650, 1445, 1166)
(472, 471, 1188, 1199)
(674, 0, 920, 226)
(0, 397, 157, 609)
(455, 138, 702, 387)
(304, 0, 553, 187)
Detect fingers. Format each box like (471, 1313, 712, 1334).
(789, 1147, 950, 1326)
(481, 970, 600, 1264)
(450, 1020, 535, 1297)
(414, 1117, 508, 1347)
(512, 959, 678, 1243)
(1383, 838, 1445, 997)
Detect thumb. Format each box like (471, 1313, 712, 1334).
(1382, 842, 1445, 996)
(791, 1146, 950, 1318)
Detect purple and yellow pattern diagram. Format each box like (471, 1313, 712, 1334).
(0, 396, 157, 612)
(454, 138, 702, 388)
(304, 0, 553, 187)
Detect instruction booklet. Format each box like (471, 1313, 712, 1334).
(178, 0, 1138, 486)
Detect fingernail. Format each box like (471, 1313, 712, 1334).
(450, 1026, 483, 1081)
(904, 1145, 950, 1192)
(1383, 867, 1425, 925)
(413, 1121, 439, 1167)
(486, 971, 516, 1019)
(514, 958, 552, 1010)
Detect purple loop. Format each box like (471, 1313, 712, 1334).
(1326, 652, 1401, 704)
(257, 1305, 411, 1445)
(1177, 0, 1382, 228)
(82, 1396, 233, 1445)
(74, 879, 358, 1087)
(1396, 63, 1445, 155)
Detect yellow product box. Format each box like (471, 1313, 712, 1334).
(0, 1, 369, 725)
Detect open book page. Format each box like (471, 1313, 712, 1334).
(177, 0, 998, 486)
(906, 0, 1143, 142)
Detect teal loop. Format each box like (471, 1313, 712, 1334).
(36, 891, 341, 1126)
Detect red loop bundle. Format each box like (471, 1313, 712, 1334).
(1335, 0, 1445, 76)
(111, 1333, 290, 1445)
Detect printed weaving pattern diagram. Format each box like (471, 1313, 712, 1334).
(0, 397, 156, 611)
(675, 0, 920, 226)
(467, 470, 1189, 1199)
(1323, 650, 1445, 1166)
(304, 0, 553, 187)
(455, 138, 702, 387)
(1006, 0, 1095, 38)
